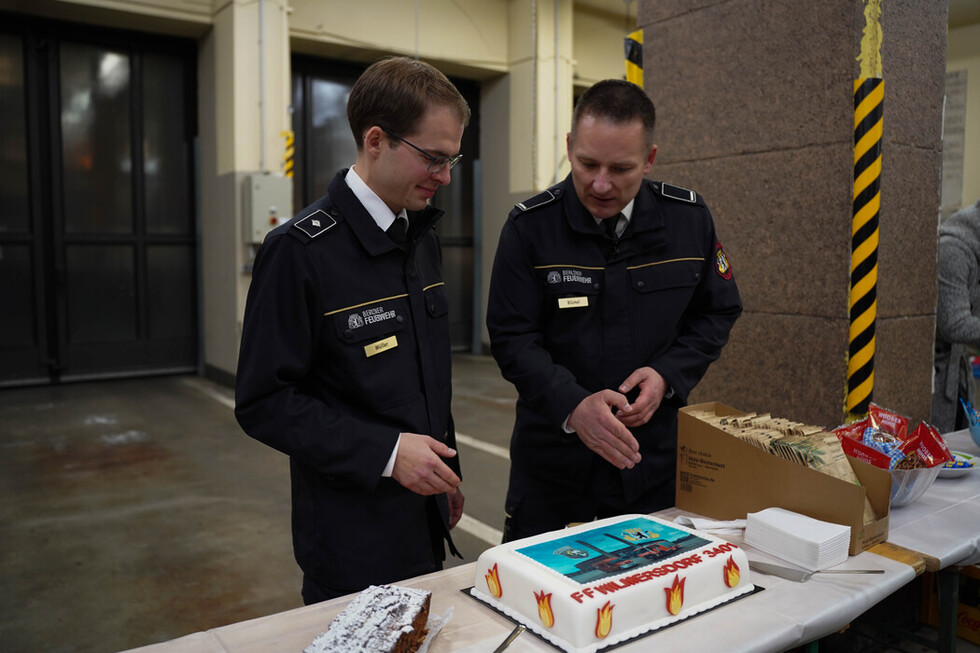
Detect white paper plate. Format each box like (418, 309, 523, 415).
(939, 451, 976, 479)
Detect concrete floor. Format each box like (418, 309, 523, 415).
(0, 354, 976, 652)
(0, 355, 514, 652)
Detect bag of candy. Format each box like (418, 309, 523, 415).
(833, 404, 951, 470)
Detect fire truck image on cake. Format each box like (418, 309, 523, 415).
(518, 517, 712, 584)
(572, 533, 682, 575)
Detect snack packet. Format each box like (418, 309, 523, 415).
(868, 403, 909, 439)
(833, 417, 869, 442)
(836, 433, 894, 468)
(898, 422, 954, 468)
(862, 427, 907, 469)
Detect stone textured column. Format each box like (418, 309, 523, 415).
(636, 1, 946, 427)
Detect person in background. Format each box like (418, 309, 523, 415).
(933, 198, 980, 433)
(235, 57, 469, 602)
(487, 79, 742, 542)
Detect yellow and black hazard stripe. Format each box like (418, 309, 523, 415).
(845, 77, 882, 421)
(625, 29, 642, 86)
(281, 130, 295, 178)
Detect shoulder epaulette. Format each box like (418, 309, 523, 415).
(514, 186, 563, 213)
(292, 208, 338, 240)
(654, 182, 698, 204)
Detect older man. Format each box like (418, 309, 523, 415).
(488, 79, 741, 541)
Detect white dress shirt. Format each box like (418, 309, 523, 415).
(345, 166, 406, 477)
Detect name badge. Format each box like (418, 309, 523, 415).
(558, 296, 589, 309)
(365, 336, 398, 357)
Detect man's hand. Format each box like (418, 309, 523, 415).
(447, 487, 465, 529)
(391, 433, 461, 496)
(615, 366, 667, 428)
(567, 391, 641, 469)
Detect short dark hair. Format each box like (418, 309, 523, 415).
(571, 80, 656, 147)
(347, 56, 470, 150)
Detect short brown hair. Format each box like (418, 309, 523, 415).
(571, 79, 656, 148)
(347, 57, 470, 149)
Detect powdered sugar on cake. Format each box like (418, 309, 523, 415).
(306, 584, 430, 653)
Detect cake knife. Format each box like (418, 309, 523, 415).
(749, 560, 884, 582)
(492, 624, 526, 652)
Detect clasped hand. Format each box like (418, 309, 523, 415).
(567, 366, 667, 470)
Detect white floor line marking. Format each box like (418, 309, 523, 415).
(181, 377, 235, 410)
(182, 377, 506, 547)
(456, 513, 503, 546)
(454, 432, 510, 460)
(185, 378, 511, 463)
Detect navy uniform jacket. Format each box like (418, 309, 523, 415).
(487, 175, 741, 504)
(235, 170, 459, 593)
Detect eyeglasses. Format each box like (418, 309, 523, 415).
(382, 128, 463, 174)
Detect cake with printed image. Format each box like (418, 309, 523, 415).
(470, 514, 753, 653)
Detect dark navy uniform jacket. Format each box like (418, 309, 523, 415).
(487, 175, 741, 505)
(235, 170, 459, 593)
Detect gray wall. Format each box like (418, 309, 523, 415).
(638, 1, 946, 427)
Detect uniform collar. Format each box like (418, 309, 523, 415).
(329, 170, 442, 255)
(562, 175, 661, 237)
(591, 198, 635, 235)
(344, 166, 408, 231)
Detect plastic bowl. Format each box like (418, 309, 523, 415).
(889, 466, 942, 507)
(970, 419, 980, 449)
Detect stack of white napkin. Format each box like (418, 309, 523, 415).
(744, 507, 850, 571)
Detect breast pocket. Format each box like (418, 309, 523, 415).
(328, 296, 414, 406)
(423, 282, 452, 385)
(628, 259, 703, 355)
(538, 266, 603, 358)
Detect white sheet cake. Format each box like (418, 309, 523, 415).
(470, 514, 754, 652)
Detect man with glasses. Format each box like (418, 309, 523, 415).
(236, 57, 469, 602)
(487, 79, 741, 541)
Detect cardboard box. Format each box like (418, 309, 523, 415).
(920, 565, 980, 645)
(676, 402, 891, 555)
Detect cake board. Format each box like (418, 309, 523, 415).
(462, 584, 764, 652)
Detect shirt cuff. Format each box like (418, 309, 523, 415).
(562, 415, 575, 434)
(382, 433, 402, 477)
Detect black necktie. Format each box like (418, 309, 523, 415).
(601, 214, 622, 241)
(386, 217, 407, 243)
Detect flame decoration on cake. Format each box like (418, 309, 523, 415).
(485, 563, 502, 598)
(723, 556, 741, 588)
(595, 601, 614, 639)
(533, 590, 555, 627)
(664, 575, 686, 616)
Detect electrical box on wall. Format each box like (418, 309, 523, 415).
(243, 174, 293, 244)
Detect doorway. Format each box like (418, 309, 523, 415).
(0, 18, 198, 386)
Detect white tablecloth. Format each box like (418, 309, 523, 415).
(884, 429, 980, 570)
(126, 509, 916, 653)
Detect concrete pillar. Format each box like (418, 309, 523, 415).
(636, 1, 946, 427)
(199, 0, 292, 382)
(479, 0, 575, 347)
(505, 0, 574, 192)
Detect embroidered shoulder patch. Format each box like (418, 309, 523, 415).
(293, 209, 337, 239)
(714, 242, 733, 279)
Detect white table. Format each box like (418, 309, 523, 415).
(125, 509, 915, 653)
(875, 428, 980, 652)
(886, 429, 980, 570)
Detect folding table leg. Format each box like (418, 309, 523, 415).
(935, 567, 961, 653)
